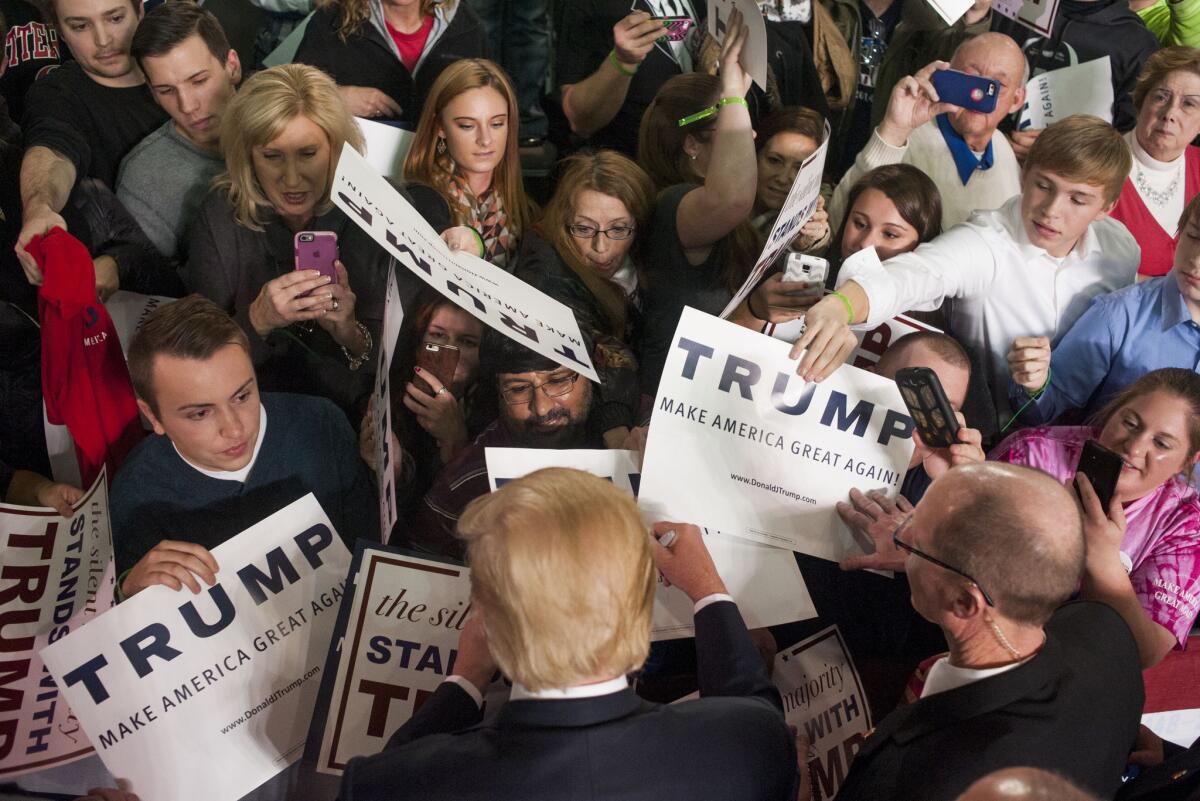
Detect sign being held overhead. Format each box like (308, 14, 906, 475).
(707, 0, 768, 90)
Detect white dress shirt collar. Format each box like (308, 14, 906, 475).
(1004, 195, 1100, 264)
(919, 654, 1029, 698)
(510, 675, 629, 701)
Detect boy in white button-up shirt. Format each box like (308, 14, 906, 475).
(791, 114, 1140, 427)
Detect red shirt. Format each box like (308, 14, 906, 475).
(1111, 145, 1200, 278)
(31, 227, 143, 487)
(385, 14, 434, 73)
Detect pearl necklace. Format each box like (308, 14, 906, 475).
(1135, 163, 1182, 207)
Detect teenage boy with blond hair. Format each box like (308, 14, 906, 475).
(790, 114, 1140, 425)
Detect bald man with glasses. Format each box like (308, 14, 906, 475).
(833, 462, 1143, 801)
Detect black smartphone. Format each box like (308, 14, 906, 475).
(1076, 439, 1123, 512)
(895, 367, 960, 449)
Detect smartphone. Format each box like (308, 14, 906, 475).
(657, 16, 694, 41)
(782, 254, 829, 291)
(1076, 439, 1123, 513)
(895, 367, 961, 449)
(414, 342, 460, 396)
(294, 231, 339, 297)
(930, 69, 999, 114)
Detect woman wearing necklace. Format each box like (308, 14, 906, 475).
(1112, 47, 1200, 279)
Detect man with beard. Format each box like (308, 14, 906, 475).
(408, 327, 603, 559)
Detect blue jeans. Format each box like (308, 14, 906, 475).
(467, 0, 549, 137)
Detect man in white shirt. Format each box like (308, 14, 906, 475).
(792, 114, 1139, 425)
(829, 34, 1027, 231)
(832, 462, 1142, 801)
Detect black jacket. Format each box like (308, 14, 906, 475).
(838, 601, 1144, 801)
(992, 0, 1159, 132)
(294, 2, 487, 128)
(340, 600, 796, 801)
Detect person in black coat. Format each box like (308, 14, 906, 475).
(341, 468, 797, 801)
(294, 0, 487, 128)
(836, 462, 1144, 801)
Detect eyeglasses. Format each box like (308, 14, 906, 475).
(566, 223, 636, 241)
(500, 373, 579, 406)
(892, 519, 995, 607)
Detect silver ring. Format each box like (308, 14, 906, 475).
(331, 298, 340, 311)
(436, 387, 447, 396)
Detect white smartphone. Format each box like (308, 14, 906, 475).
(782, 253, 829, 289)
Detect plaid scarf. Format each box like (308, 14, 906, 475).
(447, 174, 515, 269)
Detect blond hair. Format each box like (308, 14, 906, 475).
(458, 468, 655, 691)
(215, 63, 365, 231)
(537, 151, 655, 337)
(1024, 114, 1131, 205)
(402, 59, 534, 238)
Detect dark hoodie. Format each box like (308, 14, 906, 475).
(992, 0, 1159, 132)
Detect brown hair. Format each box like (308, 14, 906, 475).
(832, 163, 942, 264)
(637, 72, 762, 294)
(403, 59, 534, 239)
(459, 468, 655, 691)
(128, 295, 250, 412)
(1180, 188, 1200, 231)
(322, 0, 442, 40)
(1024, 114, 1131, 205)
(537, 150, 655, 337)
(1094, 367, 1200, 465)
(39, 0, 138, 28)
(754, 105, 825, 155)
(132, 0, 230, 69)
(1132, 46, 1200, 111)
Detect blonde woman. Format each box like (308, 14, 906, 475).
(294, 0, 486, 126)
(403, 58, 535, 269)
(184, 64, 389, 418)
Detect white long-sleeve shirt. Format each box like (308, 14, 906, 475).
(840, 196, 1140, 422)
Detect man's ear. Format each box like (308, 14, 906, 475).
(1094, 195, 1119, 222)
(1006, 85, 1027, 116)
(950, 582, 987, 621)
(137, 398, 166, 436)
(225, 49, 242, 85)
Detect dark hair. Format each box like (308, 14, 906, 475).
(1094, 368, 1200, 464)
(39, 0, 138, 28)
(831, 163, 942, 264)
(131, 0, 230, 69)
(754, 105, 825, 154)
(128, 295, 250, 411)
(1181, 191, 1200, 231)
(637, 72, 763, 294)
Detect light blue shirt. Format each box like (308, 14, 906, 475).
(1009, 273, 1200, 424)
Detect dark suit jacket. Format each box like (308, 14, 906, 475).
(838, 601, 1144, 801)
(340, 601, 796, 801)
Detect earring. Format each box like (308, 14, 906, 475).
(437, 137, 447, 156)
(690, 153, 697, 160)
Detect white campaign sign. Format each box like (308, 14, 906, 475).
(482, 448, 816, 640)
(639, 308, 915, 561)
(372, 265, 404, 543)
(776, 626, 872, 800)
(332, 145, 599, 382)
(0, 471, 114, 778)
(720, 123, 831, 318)
(316, 549, 472, 775)
(356, 117, 416, 182)
(1018, 57, 1113, 129)
(993, 0, 1061, 36)
(40, 495, 351, 801)
(104, 291, 174, 359)
(707, 0, 768, 90)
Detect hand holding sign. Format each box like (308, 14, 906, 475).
(121, 539, 219, 597)
(716, 6, 753, 100)
(651, 522, 728, 601)
(708, 0, 767, 90)
(788, 294, 859, 382)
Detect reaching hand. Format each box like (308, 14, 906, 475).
(16, 205, 66, 285)
(837, 488, 913, 572)
(878, 61, 958, 147)
(788, 294, 858, 382)
(717, 7, 753, 100)
(1007, 336, 1051, 393)
(122, 540, 219, 597)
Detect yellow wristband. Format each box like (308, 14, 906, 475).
(719, 96, 749, 109)
(608, 49, 637, 77)
(830, 290, 854, 324)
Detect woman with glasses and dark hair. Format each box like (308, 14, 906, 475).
(990, 367, 1200, 668)
(514, 149, 652, 446)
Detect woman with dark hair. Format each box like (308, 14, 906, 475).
(752, 105, 831, 256)
(634, 9, 758, 393)
(294, 0, 486, 127)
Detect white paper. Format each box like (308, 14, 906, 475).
(992, 0, 1061, 36)
(355, 117, 416, 182)
(40, 495, 351, 801)
(639, 308, 915, 561)
(776, 626, 873, 800)
(923, 0, 974, 26)
(316, 550, 472, 775)
(707, 0, 769, 90)
(103, 292, 174, 359)
(332, 145, 599, 381)
(0, 471, 114, 779)
(721, 123, 831, 318)
(371, 266, 404, 543)
(483, 448, 816, 640)
(1018, 57, 1113, 130)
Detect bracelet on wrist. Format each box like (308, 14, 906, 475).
(468, 227, 485, 259)
(608, 49, 638, 77)
(829, 290, 854, 324)
(341, 321, 373, 371)
(677, 95, 749, 127)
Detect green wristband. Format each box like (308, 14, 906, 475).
(608, 49, 637, 77)
(830, 290, 854, 324)
(468, 227, 485, 259)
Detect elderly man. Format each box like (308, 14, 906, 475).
(829, 33, 1026, 230)
(342, 468, 796, 801)
(835, 462, 1143, 801)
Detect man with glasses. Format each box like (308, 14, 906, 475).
(833, 462, 1143, 801)
(408, 327, 613, 560)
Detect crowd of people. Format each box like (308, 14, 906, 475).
(5, 0, 1200, 798)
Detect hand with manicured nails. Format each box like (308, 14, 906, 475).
(405, 368, 469, 460)
(650, 521, 726, 602)
(316, 261, 360, 343)
(837, 488, 913, 572)
(248, 269, 335, 336)
(1007, 336, 1051, 393)
(122, 540, 219, 598)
